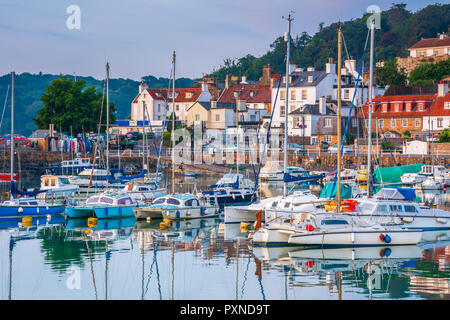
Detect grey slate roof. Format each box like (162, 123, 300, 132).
(29, 129, 50, 139)
(280, 71, 328, 87)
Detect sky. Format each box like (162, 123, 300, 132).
(0, 0, 442, 81)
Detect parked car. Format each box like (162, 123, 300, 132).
(126, 131, 143, 141)
(286, 143, 307, 155)
(328, 144, 353, 155)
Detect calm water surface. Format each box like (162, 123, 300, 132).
(0, 174, 449, 300)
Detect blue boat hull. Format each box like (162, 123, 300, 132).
(0, 205, 65, 218)
(66, 206, 136, 219)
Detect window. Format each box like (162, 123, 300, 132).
(404, 205, 418, 213)
(176, 105, 179, 111)
(438, 118, 443, 128)
(280, 90, 286, 100)
(291, 90, 296, 100)
(391, 119, 396, 128)
(118, 197, 132, 205)
(301, 89, 307, 100)
(186, 92, 193, 98)
(352, 118, 358, 127)
(445, 102, 450, 110)
(167, 198, 181, 206)
(284, 202, 291, 208)
(195, 114, 200, 122)
(382, 104, 387, 112)
(216, 114, 220, 121)
(418, 103, 424, 111)
(271, 201, 278, 207)
(280, 105, 286, 116)
(87, 197, 99, 204)
(325, 118, 332, 127)
(378, 119, 384, 128)
(394, 103, 399, 112)
(324, 135, 332, 143)
(402, 119, 408, 128)
(377, 205, 388, 212)
(344, 89, 350, 100)
(389, 205, 403, 212)
(158, 105, 161, 112)
(415, 119, 420, 128)
(321, 219, 349, 225)
(100, 197, 114, 204)
(406, 103, 411, 112)
(153, 198, 165, 204)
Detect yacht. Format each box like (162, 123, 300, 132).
(288, 212, 422, 246)
(119, 180, 167, 203)
(135, 193, 219, 220)
(36, 175, 79, 199)
(65, 193, 137, 219)
(0, 197, 65, 218)
(259, 161, 306, 181)
(68, 168, 124, 192)
(347, 188, 450, 230)
(49, 157, 103, 175)
(200, 173, 256, 209)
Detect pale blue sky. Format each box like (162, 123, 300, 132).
(0, 0, 442, 80)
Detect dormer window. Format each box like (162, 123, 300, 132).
(233, 91, 241, 98)
(394, 103, 399, 112)
(445, 102, 450, 110)
(155, 92, 162, 97)
(406, 103, 411, 112)
(418, 102, 424, 112)
(382, 103, 387, 112)
(308, 75, 314, 83)
(186, 92, 193, 98)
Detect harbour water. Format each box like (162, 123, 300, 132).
(0, 174, 449, 300)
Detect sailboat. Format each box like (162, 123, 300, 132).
(134, 52, 218, 221)
(65, 63, 138, 219)
(287, 23, 423, 247)
(0, 72, 65, 218)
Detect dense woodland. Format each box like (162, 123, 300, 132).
(0, 3, 448, 136)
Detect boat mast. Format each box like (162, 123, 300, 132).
(171, 51, 176, 194)
(142, 94, 146, 175)
(367, 21, 374, 198)
(10, 71, 14, 200)
(283, 13, 293, 198)
(106, 62, 110, 191)
(336, 27, 342, 213)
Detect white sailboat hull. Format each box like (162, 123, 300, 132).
(288, 228, 422, 246)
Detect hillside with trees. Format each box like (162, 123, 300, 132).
(210, 3, 450, 81)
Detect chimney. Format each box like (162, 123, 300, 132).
(326, 57, 336, 74)
(241, 74, 247, 84)
(139, 82, 148, 94)
(345, 58, 356, 73)
(307, 66, 315, 72)
(439, 33, 447, 40)
(225, 74, 230, 89)
(201, 81, 209, 92)
(289, 62, 297, 74)
(438, 80, 449, 97)
(319, 97, 326, 115)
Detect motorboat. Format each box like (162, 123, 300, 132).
(288, 212, 422, 246)
(0, 197, 65, 218)
(119, 180, 167, 203)
(65, 193, 137, 219)
(134, 193, 219, 220)
(68, 168, 124, 192)
(200, 173, 256, 208)
(36, 175, 79, 199)
(347, 188, 450, 230)
(49, 157, 103, 175)
(259, 161, 306, 181)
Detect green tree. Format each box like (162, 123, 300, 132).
(33, 76, 116, 135)
(409, 59, 450, 85)
(439, 128, 450, 143)
(376, 59, 407, 86)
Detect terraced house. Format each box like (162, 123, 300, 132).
(358, 81, 450, 140)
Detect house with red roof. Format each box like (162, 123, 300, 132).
(408, 33, 450, 59)
(357, 81, 449, 140)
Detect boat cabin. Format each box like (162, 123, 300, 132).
(85, 194, 135, 206)
(152, 194, 200, 207)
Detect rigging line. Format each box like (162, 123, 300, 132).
(85, 239, 99, 300)
(145, 106, 166, 185)
(88, 79, 106, 192)
(329, 28, 370, 199)
(143, 237, 160, 298)
(0, 85, 10, 133)
(240, 253, 251, 300)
